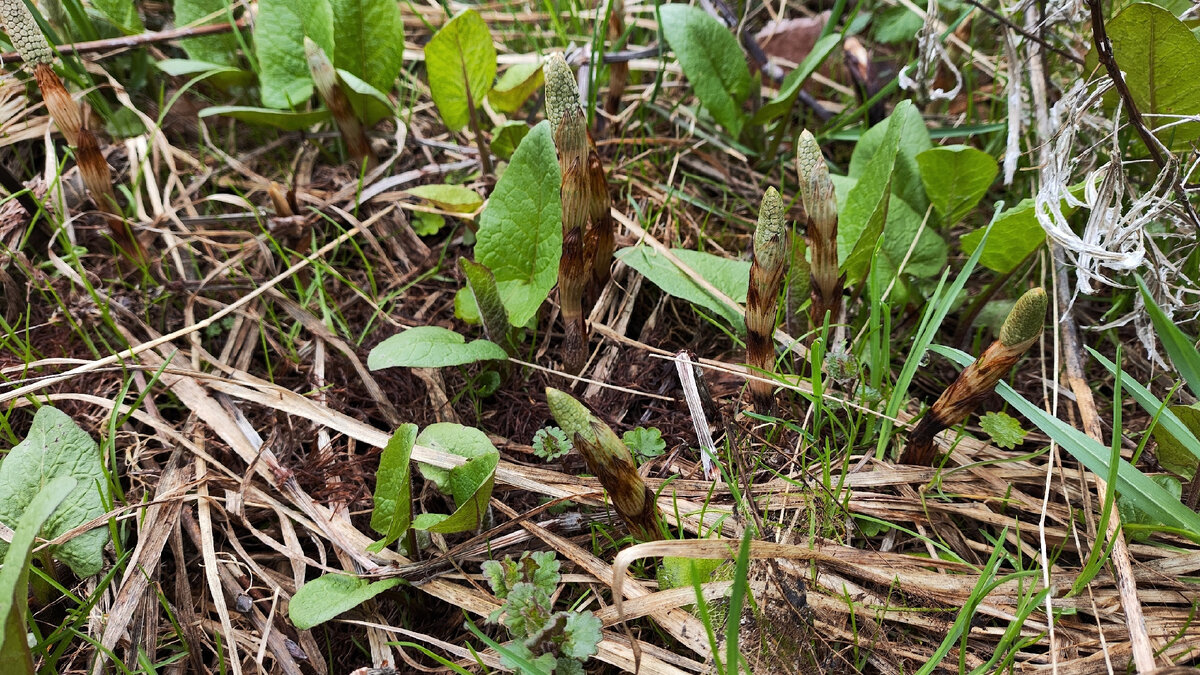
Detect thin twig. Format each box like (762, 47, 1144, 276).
(962, 0, 1083, 65)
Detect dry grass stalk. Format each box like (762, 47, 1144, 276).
(796, 129, 841, 333)
(305, 38, 379, 172)
(900, 288, 1047, 465)
(546, 54, 613, 373)
(2, 2, 144, 261)
(746, 187, 787, 412)
(545, 386, 663, 541)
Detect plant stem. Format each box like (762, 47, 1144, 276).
(462, 69, 493, 177)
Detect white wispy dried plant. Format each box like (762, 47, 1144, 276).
(897, 0, 962, 102)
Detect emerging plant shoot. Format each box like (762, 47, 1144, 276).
(1, 0, 143, 262)
(900, 288, 1048, 465)
(545, 387, 663, 541)
(746, 187, 788, 412)
(796, 130, 840, 334)
(545, 55, 614, 373)
(305, 38, 378, 172)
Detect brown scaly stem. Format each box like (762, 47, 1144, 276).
(3, 4, 145, 262)
(1086, 0, 1200, 235)
(546, 55, 614, 373)
(900, 288, 1047, 465)
(306, 38, 378, 172)
(545, 387, 663, 541)
(796, 130, 842, 335)
(746, 187, 787, 412)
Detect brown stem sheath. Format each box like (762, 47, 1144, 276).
(900, 288, 1047, 465)
(746, 187, 787, 412)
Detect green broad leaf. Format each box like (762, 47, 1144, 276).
(412, 211, 447, 236)
(413, 424, 499, 533)
(289, 574, 402, 629)
(979, 411, 1028, 449)
(877, 197, 947, 279)
(454, 286, 481, 324)
(156, 58, 247, 79)
(491, 121, 531, 160)
(959, 184, 1086, 273)
(751, 33, 841, 125)
(872, 5, 923, 43)
(933, 344, 1200, 536)
(255, 0, 335, 109)
(369, 424, 416, 552)
(657, 556, 726, 590)
(406, 185, 483, 214)
(1139, 276, 1200, 401)
(424, 10, 497, 132)
(0, 475, 74, 675)
(840, 104, 903, 282)
(616, 246, 750, 331)
(475, 122, 562, 327)
(173, 0, 239, 65)
(335, 68, 398, 120)
(1118, 475, 1183, 541)
(368, 326, 508, 370)
(623, 427, 666, 460)
(560, 612, 603, 660)
(458, 258, 513, 354)
(489, 61, 544, 113)
(92, 0, 143, 34)
(1151, 405, 1200, 479)
(848, 100, 931, 215)
(199, 106, 332, 130)
(1088, 3, 1200, 148)
(0, 407, 111, 577)
(329, 0, 405, 123)
(916, 145, 998, 226)
(658, 4, 752, 137)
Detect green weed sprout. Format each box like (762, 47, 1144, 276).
(482, 551, 602, 674)
(305, 38, 378, 171)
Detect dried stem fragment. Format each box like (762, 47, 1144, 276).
(546, 55, 614, 373)
(545, 387, 663, 541)
(746, 187, 788, 412)
(900, 288, 1047, 465)
(603, 0, 628, 123)
(796, 130, 841, 334)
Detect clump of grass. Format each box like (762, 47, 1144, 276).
(900, 288, 1048, 465)
(546, 55, 614, 373)
(746, 187, 787, 412)
(1, 0, 144, 262)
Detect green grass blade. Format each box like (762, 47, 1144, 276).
(1139, 275, 1200, 400)
(1090, 347, 1200, 468)
(875, 205, 999, 458)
